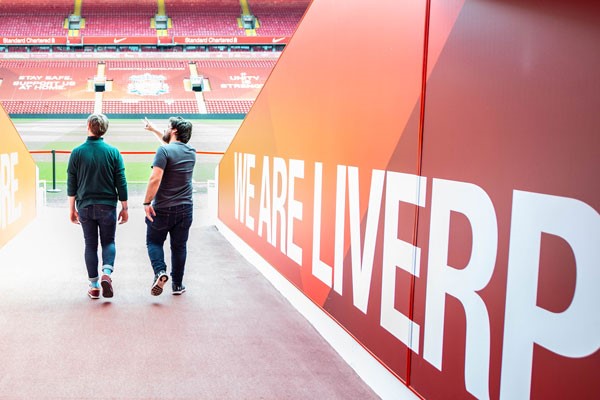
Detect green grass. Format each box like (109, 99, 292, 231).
(42, 141, 163, 152)
(21, 118, 232, 185)
(36, 161, 218, 184)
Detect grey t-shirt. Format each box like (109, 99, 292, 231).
(152, 142, 196, 209)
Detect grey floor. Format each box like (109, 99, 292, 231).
(0, 195, 379, 399)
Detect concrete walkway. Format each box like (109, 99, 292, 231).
(0, 203, 379, 399)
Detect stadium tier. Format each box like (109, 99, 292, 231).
(0, 0, 299, 114)
(0, 0, 72, 36)
(80, 0, 157, 36)
(249, 0, 310, 36)
(1, 100, 95, 114)
(0, 60, 97, 101)
(102, 100, 199, 114)
(205, 99, 252, 114)
(0, 0, 309, 44)
(166, 0, 245, 36)
(0, 15, 68, 37)
(0, 58, 272, 115)
(0, 0, 73, 13)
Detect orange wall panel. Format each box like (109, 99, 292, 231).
(0, 103, 37, 248)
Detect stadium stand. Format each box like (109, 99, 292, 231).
(194, 59, 277, 68)
(249, 0, 309, 36)
(81, 0, 157, 36)
(0, 0, 72, 36)
(205, 99, 252, 114)
(0, 0, 310, 42)
(0, 16, 67, 36)
(0, 57, 276, 114)
(1, 100, 95, 114)
(165, 0, 245, 36)
(0, 0, 73, 14)
(102, 100, 199, 114)
(0, 0, 308, 114)
(197, 59, 271, 100)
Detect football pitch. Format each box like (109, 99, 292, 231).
(15, 117, 241, 191)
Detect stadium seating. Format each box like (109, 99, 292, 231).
(0, 60, 97, 69)
(81, 0, 157, 36)
(0, 0, 72, 36)
(194, 59, 277, 68)
(102, 100, 199, 114)
(1, 100, 95, 114)
(249, 0, 309, 36)
(0, 57, 273, 114)
(105, 60, 189, 69)
(0, 15, 67, 36)
(0, 0, 73, 14)
(0, 0, 309, 38)
(205, 100, 253, 114)
(165, 0, 244, 36)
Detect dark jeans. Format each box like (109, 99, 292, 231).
(78, 204, 117, 281)
(145, 204, 193, 285)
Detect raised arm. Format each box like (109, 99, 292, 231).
(143, 117, 167, 145)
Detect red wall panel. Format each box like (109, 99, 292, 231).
(411, 1, 600, 398)
(217, 0, 600, 398)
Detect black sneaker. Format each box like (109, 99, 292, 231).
(172, 283, 186, 295)
(151, 271, 169, 296)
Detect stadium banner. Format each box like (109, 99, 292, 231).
(82, 36, 158, 45)
(0, 36, 289, 47)
(103, 60, 194, 101)
(217, 0, 600, 399)
(201, 66, 269, 101)
(171, 36, 289, 45)
(1, 37, 69, 45)
(0, 61, 97, 101)
(0, 103, 36, 248)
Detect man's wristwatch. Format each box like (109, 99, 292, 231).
(143, 202, 151, 206)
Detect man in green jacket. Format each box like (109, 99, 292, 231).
(67, 113, 128, 299)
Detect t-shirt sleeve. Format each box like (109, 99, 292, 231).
(152, 146, 168, 170)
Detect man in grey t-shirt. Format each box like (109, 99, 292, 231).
(143, 116, 196, 296)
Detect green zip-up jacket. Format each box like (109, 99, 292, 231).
(67, 136, 128, 210)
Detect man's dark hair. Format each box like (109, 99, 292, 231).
(169, 116, 193, 144)
(87, 113, 109, 137)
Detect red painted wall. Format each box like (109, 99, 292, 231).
(218, 0, 600, 398)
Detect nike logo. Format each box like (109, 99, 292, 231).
(272, 37, 286, 43)
(113, 38, 127, 44)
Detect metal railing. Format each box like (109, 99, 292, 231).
(29, 149, 225, 192)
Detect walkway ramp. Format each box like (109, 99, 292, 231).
(0, 205, 377, 399)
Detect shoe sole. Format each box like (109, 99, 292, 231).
(151, 274, 169, 296)
(101, 275, 113, 298)
(172, 288, 186, 296)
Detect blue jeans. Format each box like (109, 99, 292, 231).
(145, 204, 193, 285)
(78, 204, 117, 281)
